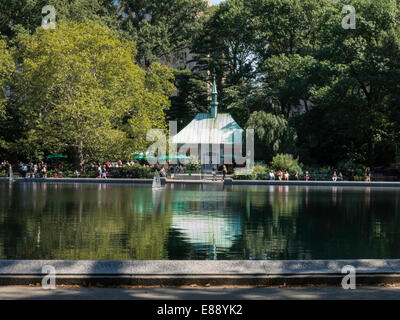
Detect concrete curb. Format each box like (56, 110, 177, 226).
(0, 260, 399, 286)
(0, 177, 154, 184)
(0, 177, 220, 185)
(2, 177, 400, 187)
(224, 178, 400, 188)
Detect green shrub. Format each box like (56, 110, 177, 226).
(79, 171, 98, 178)
(270, 154, 302, 175)
(307, 166, 331, 175)
(232, 165, 274, 180)
(232, 168, 255, 180)
(232, 173, 254, 180)
(253, 164, 269, 180)
(184, 160, 201, 173)
(337, 160, 365, 180)
(109, 164, 153, 178)
(63, 170, 75, 177)
(74, 170, 99, 178)
(353, 175, 365, 181)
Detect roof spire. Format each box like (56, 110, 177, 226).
(210, 75, 218, 118)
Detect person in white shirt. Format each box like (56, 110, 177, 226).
(269, 170, 275, 180)
(284, 170, 289, 181)
(160, 167, 166, 177)
(212, 166, 217, 181)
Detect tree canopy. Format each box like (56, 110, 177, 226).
(0, 0, 399, 171)
(192, 0, 400, 168)
(1, 20, 174, 167)
(117, 0, 208, 67)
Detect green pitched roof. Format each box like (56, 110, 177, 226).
(171, 113, 243, 144)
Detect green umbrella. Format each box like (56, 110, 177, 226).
(158, 155, 170, 160)
(134, 155, 156, 159)
(172, 155, 191, 159)
(46, 153, 68, 159)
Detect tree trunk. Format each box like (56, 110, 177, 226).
(78, 140, 85, 171)
(367, 136, 375, 168)
(303, 99, 309, 113)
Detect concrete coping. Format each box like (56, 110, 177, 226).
(1, 260, 400, 276)
(1, 177, 400, 187)
(0, 178, 153, 184)
(225, 179, 400, 187)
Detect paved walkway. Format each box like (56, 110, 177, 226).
(0, 286, 399, 300)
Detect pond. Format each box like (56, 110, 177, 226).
(0, 182, 399, 260)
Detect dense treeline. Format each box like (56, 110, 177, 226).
(0, 0, 399, 170)
(0, 0, 203, 168)
(194, 0, 400, 169)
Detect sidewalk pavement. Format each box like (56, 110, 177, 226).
(0, 285, 399, 300)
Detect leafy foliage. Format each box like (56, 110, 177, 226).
(184, 160, 202, 173)
(246, 111, 297, 162)
(1, 0, 400, 172)
(270, 153, 302, 175)
(4, 21, 174, 167)
(0, 39, 14, 116)
(108, 164, 153, 178)
(118, 0, 208, 67)
(168, 69, 209, 128)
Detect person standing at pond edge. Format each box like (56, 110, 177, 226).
(365, 168, 371, 182)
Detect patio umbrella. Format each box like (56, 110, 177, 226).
(46, 153, 68, 159)
(134, 155, 156, 159)
(172, 155, 191, 159)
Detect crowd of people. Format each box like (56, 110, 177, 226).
(1, 159, 373, 182)
(268, 170, 299, 181)
(90, 161, 186, 179)
(89, 161, 133, 179)
(211, 165, 228, 181)
(267, 168, 372, 182)
(2, 160, 50, 178)
(1, 158, 190, 179)
(268, 170, 346, 182)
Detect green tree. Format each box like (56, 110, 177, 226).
(0, 39, 14, 114)
(11, 20, 174, 167)
(192, 0, 256, 115)
(0, 0, 48, 41)
(262, 54, 320, 117)
(246, 111, 297, 162)
(0, 0, 118, 42)
(250, 0, 326, 57)
(168, 69, 209, 128)
(206, 0, 255, 85)
(270, 153, 302, 174)
(49, 0, 118, 25)
(0, 38, 15, 152)
(118, 0, 208, 68)
(297, 0, 400, 166)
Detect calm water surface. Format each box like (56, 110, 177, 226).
(0, 182, 399, 260)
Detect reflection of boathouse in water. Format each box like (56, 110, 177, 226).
(170, 185, 242, 255)
(171, 78, 243, 170)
